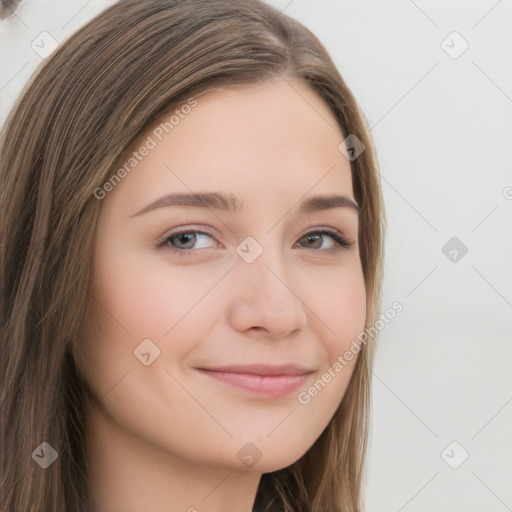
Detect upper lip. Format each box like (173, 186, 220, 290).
(197, 363, 315, 376)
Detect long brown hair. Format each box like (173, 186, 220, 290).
(0, 1, 385, 510)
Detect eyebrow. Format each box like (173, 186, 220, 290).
(130, 192, 359, 218)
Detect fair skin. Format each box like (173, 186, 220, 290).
(79, 78, 366, 512)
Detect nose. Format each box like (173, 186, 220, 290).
(226, 248, 308, 339)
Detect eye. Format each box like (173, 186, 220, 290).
(156, 227, 354, 255)
(296, 229, 354, 251)
(157, 229, 220, 253)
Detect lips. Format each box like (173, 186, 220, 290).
(195, 364, 315, 398)
(198, 363, 314, 376)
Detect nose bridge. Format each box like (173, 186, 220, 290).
(250, 256, 290, 303)
(229, 235, 308, 337)
(238, 234, 292, 299)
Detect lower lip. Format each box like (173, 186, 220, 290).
(197, 370, 312, 398)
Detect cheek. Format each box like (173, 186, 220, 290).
(307, 262, 366, 357)
(82, 242, 232, 402)
(282, 261, 365, 418)
(92, 238, 229, 340)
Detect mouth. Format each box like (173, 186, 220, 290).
(195, 364, 315, 398)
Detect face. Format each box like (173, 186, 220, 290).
(80, 78, 366, 473)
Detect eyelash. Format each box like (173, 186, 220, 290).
(156, 228, 354, 255)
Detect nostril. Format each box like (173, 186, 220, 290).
(0, 0, 22, 20)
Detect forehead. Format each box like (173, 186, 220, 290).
(105, 78, 354, 214)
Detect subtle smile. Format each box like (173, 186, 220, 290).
(196, 365, 315, 398)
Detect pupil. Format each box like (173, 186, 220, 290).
(174, 233, 195, 248)
(306, 234, 321, 248)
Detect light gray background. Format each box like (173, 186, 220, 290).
(1, 1, 511, 511)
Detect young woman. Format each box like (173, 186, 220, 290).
(0, 1, 385, 511)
